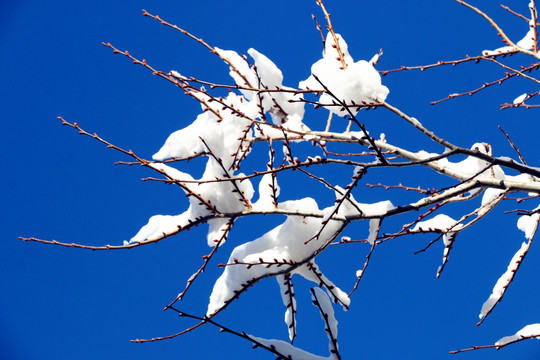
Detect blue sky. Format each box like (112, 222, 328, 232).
(2, 0, 540, 359)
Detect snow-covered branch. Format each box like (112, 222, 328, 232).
(22, 0, 540, 358)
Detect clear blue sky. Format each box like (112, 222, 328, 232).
(2, 0, 540, 359)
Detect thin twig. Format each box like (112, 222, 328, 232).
(498, 126, 527, 165)
(315, 0, 347, 69)
(142, 10, 253, 87)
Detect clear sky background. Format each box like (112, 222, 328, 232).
(2, 0, 540, 359)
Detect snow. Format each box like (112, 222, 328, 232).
(456, 143, 504, 179)
(214, 47, 254, 88)
(479, 241, 529, 319)
(206, 218, 232, 245)
(131, 114, 256, 246)
(416, 143, 505, 180)
(517, 205, 540, 240)
(277, 274, 297, 342)
(483, 28, 535, 55)
(482, 46, 514, 56)
(129, 187, 234, 245)
(513, 93, 527, 105)
(357, 200, 394, 217)
(247, 48, 306, 125)
(369, 50, 381, 66)
(130, 86, 274, 246)
(149, 162, 194, 182)
(128, 163, 198, 243)
(252, 173, 280, 211)
(338, 194, 394, 219)
(312, 287, 338, 343)
(129, 213, 191, 244)
(481, 188, 503, 207)
(295, 262, 350, 310)
(478, 202, 538, 319)
(412, 214, 463, 277)
(299, 32, 389, 117)
(246, 288, 340, 360)
(435, 232, 458, 278)
(170, 70, 184, 79)
(325, 185, 393, 244)
(517, 28, 536, 50)
(207, 197, 350, 316)
(412, 214, 462, 233)
(329, 186, 393, 244)
(483, 3, 537, 56)
(367, 219, 380, 245)
(153, 92, 256, 167)
(495, 323, 540, 347)
(214, 47, 306, 127)
(152, 113, 211, 160)
(248, 48, 283, 89)
(500, 161, 540, 179)
(347, 130, 368, 140)
(104, 5, 540, 356)
(247, 335, 330, 360)
(479, 188, 504, 216)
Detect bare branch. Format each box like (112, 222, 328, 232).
(315, 0, 347, 69)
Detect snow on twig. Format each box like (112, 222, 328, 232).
(477, 207, 539, 325)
